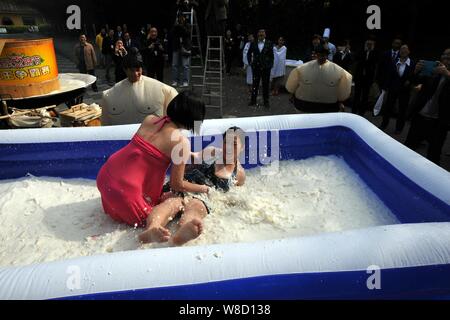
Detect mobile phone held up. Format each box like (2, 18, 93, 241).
(420, 60, 439, 77)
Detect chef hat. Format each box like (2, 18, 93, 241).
(323, 28, 331, 39)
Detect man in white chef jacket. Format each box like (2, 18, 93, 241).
(323, 28, 337, 62)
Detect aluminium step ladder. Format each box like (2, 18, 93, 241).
(178, 8, 204, 93)
(201, 36, 224, 117)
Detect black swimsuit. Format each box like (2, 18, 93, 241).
(163, 161, 238, 214)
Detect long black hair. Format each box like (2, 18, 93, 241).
(167, 91, 205, 133)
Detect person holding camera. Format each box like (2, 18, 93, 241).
(145, 27, 165, 82)
(404, 48, 450, 165)
(113, 39, 128, 83)
(171, 14, 192, 88)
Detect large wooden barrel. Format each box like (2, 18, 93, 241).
(0, 38, 60, 99)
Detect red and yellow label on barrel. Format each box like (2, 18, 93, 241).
(0, 38, 60, 98)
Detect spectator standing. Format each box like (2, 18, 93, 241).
(115, 26, 123, 42)
(95, 28, 106, 68)
(334, 40, 354, 72)
(377, 37, 403, 90)
(224, 30, 235, 75)
(139, 27, 147, 50)
(379, 45, 415, 134)
(162, 28, 170, 64)
(171, 14, 192, 88)
(242, 33, 254, 93)
(271, 37, 287, 96)
(352, 36, 380, 115)
(123, 32, 138, 52)
(405, 48, 450, 165)
(102, 29, 115, 83)
(74, 34, 98, 92)
(113, 39, 128, 83)
(145, 27, 165, 82)
(234, 23, 246, 68)
(323, 28, 337, 61)
(247, 29, 274, 109)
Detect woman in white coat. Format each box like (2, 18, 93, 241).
(242, 34, 254, 94)
(271, 37, 287, 96)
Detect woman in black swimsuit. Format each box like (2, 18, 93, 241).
(163, 127, 246, 246)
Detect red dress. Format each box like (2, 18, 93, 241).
(97, 117, 172, 226)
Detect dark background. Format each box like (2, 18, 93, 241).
(22, 0, 448, 59)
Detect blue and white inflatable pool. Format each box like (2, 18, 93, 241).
(0, 113, 449, 300)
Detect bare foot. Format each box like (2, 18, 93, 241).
(170, 219, 203, 246)
(139, 226, 171, 244)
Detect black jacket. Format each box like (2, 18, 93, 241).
(382, 58, 415, 92)
(123, 38, 140, 52)
(144, 37, 165, 65)
(102, 36, 115, 55)
(334, 51, 354, 72)
(410, 74, 450, 126)
(171, 23, 191, 52)
(354, 49, 380, 82)
(377, 50, 400, 87)
(247, 39, 274, 71)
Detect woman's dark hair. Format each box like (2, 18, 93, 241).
(167, 91, 205, 132)
(122, 47, 144, 69)
(223, 126, 245, 144)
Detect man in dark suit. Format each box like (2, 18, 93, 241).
(123, 32, 139, 52)
(379, 44, 415, 134)
(102, 29, 115, 83)
(247, 29, 274, 108)
(334, 40, 354, 72)
(352, 36, 380, 115)
(405, 48, 450, 165)
(377, 37, 403, 88)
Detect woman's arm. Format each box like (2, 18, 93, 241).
(170, 135, 210, 194)
(190, 146, 217, 165)
(235, 162, 246, 186)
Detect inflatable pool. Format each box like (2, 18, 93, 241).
(0, 113, 449, 300)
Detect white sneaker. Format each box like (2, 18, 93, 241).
(171, 82, 178, 87)
(182, 82, 189, 88)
